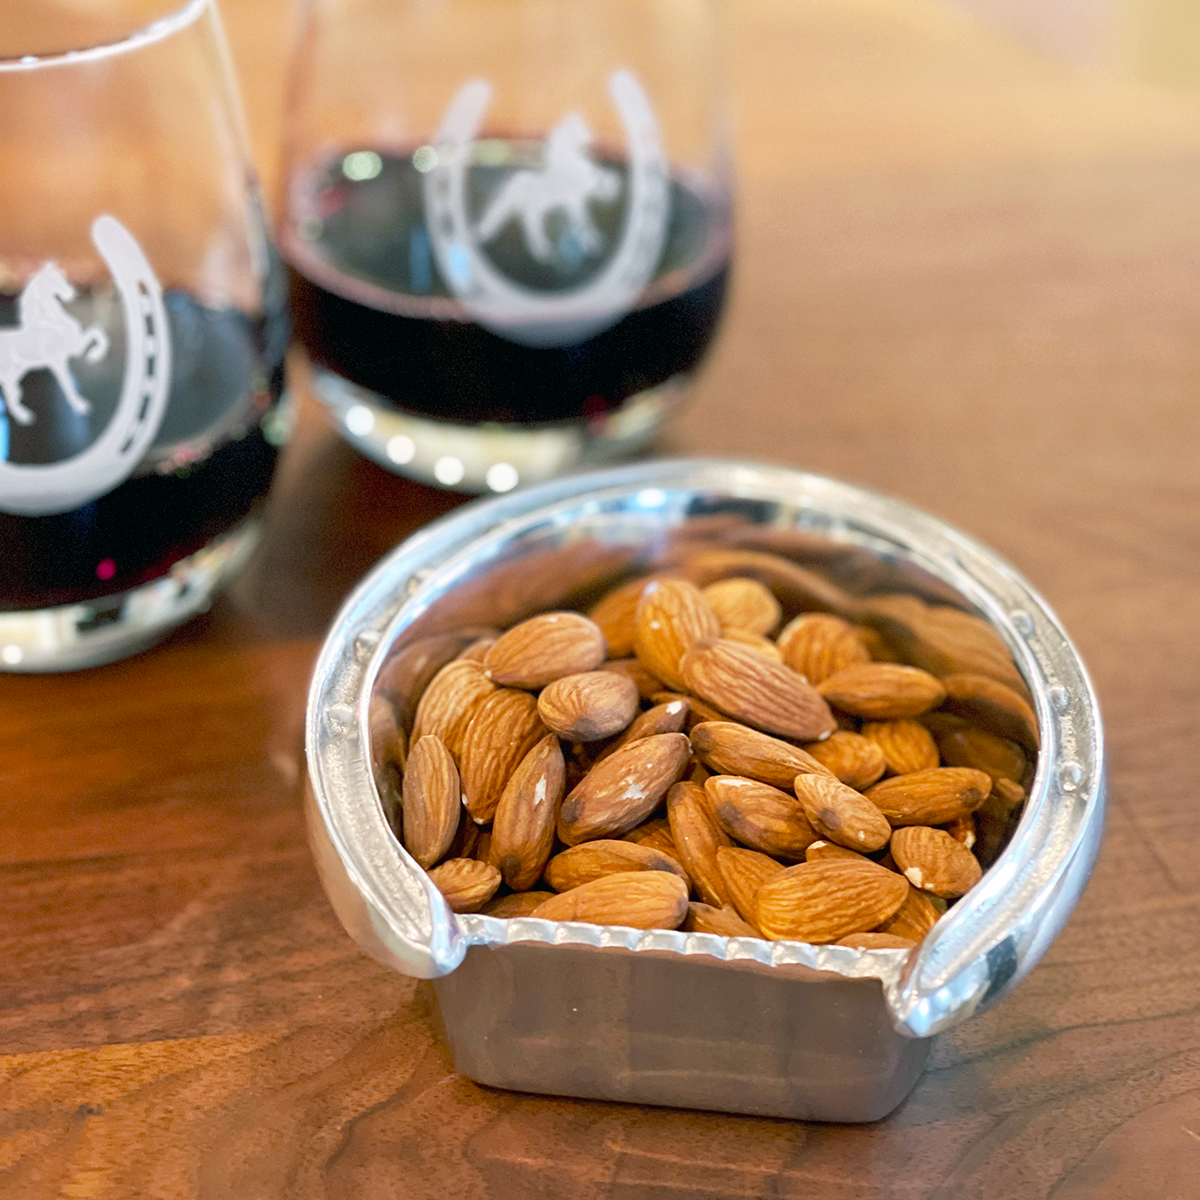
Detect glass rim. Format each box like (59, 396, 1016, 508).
(0, 0, 210, 72)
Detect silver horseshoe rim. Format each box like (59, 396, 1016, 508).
(424, 69, 670, 349)
(0, 215, 172, 517)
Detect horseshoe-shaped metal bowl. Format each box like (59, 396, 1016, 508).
(305, 459, 1104, 1122)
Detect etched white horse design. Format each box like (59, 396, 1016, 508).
(0, 262, 109, 427)
(476, 112, 621, 263)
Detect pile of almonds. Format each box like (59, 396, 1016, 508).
(373, 570, 1037, 951)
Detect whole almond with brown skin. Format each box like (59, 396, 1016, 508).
(490, 733, 566, 890)
(588, 576, 663, 659)
(935, 724, 1029, 784)
(817, 663, 947, 719)
(792, 772, 892, 853)
(598, 657, 665, 702)
(866, 766, 992, 827)
(537, 671, 639, 742)
(862, 719, 940, 776)
(690, 721, 834, 789)
(837, 932, 917, 950)
(756, 859, 908, 943)
(680, 640, 837, 741)
(598, 698, 690, 762)
(484, 612, 607, 689)
(940, 672, 1039, 751)
(459, 688, 546, 823)
(803, 730, 886, 790)
(716, 846, 785, 931)
(622, 816, 679, 859)
(805, 840, 869, 863)
(634, 579, 721, 691)
(666, 781, 734, 907)
(777, 612, 870, 684)
(428, 858, 502, 913)
(890, 825, 983, 898)
(531, 870, 689, 930)
(401, 735, 461, 868)
(410, 659, 496, 756)
(876, 883, 941, 941)
(701, 577, 781, 636)
(707, 775, 819, 860)
(483, 890, 556, 917)
(557, 732, 691, 845)
(544, 839, 687, 892)
(684, 902, 759, 938)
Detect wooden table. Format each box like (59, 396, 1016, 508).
(5, 1, 1200, 1195)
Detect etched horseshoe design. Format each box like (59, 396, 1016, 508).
(0, 216, 172, 517)
(424, 69, 670, 349)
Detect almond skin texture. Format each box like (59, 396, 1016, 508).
(940, 672, 1040, 751)
(557, 732, 692, 845)
(680, 639, 837, 741)
(803, 730, 887, 790)
(483, 890, 556, 917)
(410, 659, 496, 757)
(401, 735, 462, 868)
(690, 721, 834, 789)
(458, 688, 547, 823)
(817, 663, 948, 719)
(544, 839, 687, 891)
(428, 858, 502, 913)
(484, 612, 607, 689)
(792, 773, 892, 853)
(942, 813, 977, 850)
(721, 627, 784, 661)
(530, 870, 689, 930)
(701, 577, 781, 636)
(755, 858, 908, 943)
(666, 781, 734, 907)
(489, 734, 566, 891)
(836, 932, 918, 950)
(597, 699, 690, 761)
(588, 576, 662, 659)
(935, 724, 1028, 785)
(716, 846, 785, 931)
(650, 691, 728, 728)
(866, 766, 992, 827)
(862, 719, 941, 776)
(876, 883, 942, 941)
(890, 826, 983, 898)
(684, 902, 760, 938)
(622, 816, 679, 859)
(707, 775, 819, 860)
(777, 612, 870, 684)
(537, 670, 640, 742)
(634, 579, 722, 691)
(598, 657, 666, 702)
(805, 840, 870, 863)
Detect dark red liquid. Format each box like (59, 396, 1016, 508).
(284, 149, 730, 426)
(0, 290, 287, 610)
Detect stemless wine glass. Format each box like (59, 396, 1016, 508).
(0, 0, 289, 672)
(281, 0, 731, 493)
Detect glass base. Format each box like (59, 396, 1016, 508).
(309, 363, 689, 493)
(0, 519, 261, 673)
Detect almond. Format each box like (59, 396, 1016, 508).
(530, 870, 689, 930)
(489, 733, 566, 890)
(598, 657, 665, 701)
(701, 577, 781, 636)
(836, 932, 917, 950)
(865, 766, 992, 827)
(936, 709, 1036, 775)
(805, 840, 869, 863)
(650, 691, 729, 728)
(689, 721, 834, 789)
(940, 672, 1039, 751)
(792, 773, 892, 853)
(455, 635, 499, 663)
(680, 639, 836, 741)
(458, 688, 546, 823)
(942, 813, 977, 850)
(666, 780, 734, 907)
(683, 902, 759, 938)
(634, 579, 721, 691)
(890, 826, 983, 898)
(716, 846, 785, 931)
(776, 612, 870, 684)
(876, 883, 942, 940)
(483, 890, 556, 917)
(622, 816, 679, 859)
(588, 575, 662, 658)
(706, 775, 819, 860)
(755, 858, 908, 943)
(410, 659, 496, 757)
(428, 858, 502, 913)
(545, 839, 688, 892)
(400, 735, 462, 868)
(557, 732, 691, 845)
(817, 663, 947, 719)
(803, 730, 886, 789)
(721, 627, 784, 661)
(862, 719, 940, 776)
(597, 698, 690, 761)
(537, 670, 639, 742)
(484, 612, 607, 689)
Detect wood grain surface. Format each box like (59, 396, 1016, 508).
(4, 0, 1200, 1196)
